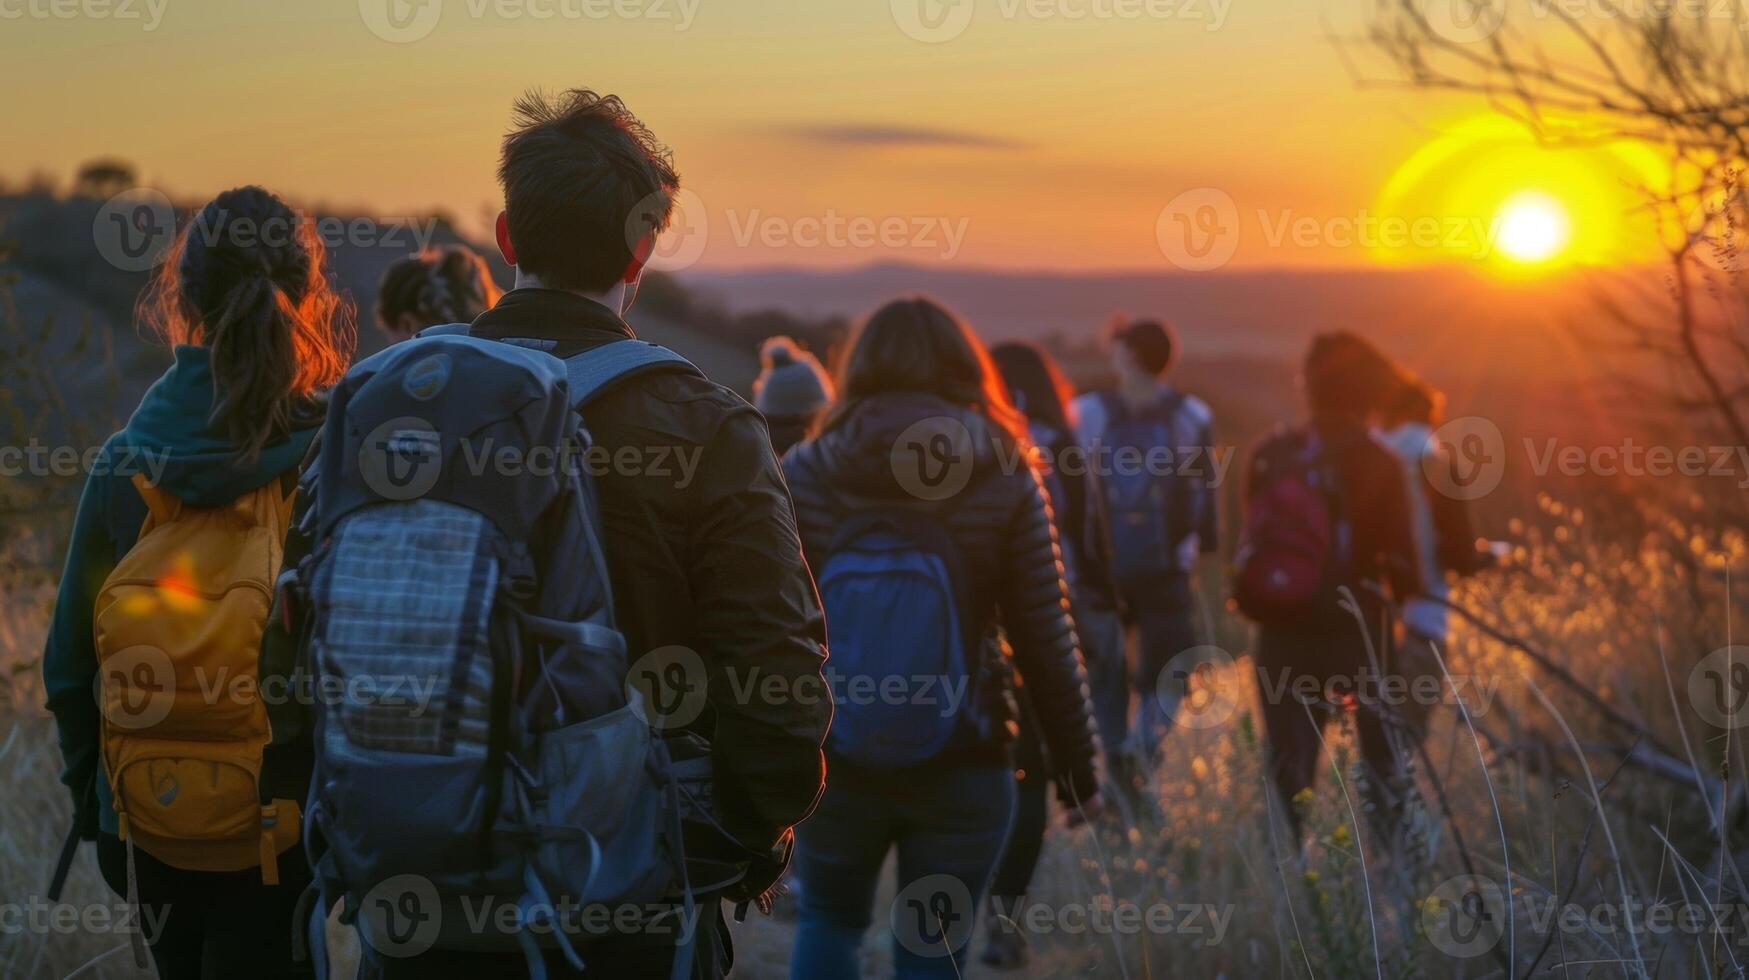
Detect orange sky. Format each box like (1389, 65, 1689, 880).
(0, 0, 1669, 271)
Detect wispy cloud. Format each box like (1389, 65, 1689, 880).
(781, 124, 1028, 150)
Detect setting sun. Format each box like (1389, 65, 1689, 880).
(1495, 191, 1571, 264)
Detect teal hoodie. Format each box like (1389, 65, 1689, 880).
(42, 345, 321, 837)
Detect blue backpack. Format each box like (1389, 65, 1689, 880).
(1096, 390, 1200, 579)
(287, 327, 703, 980)
(816, 503, 981, 769)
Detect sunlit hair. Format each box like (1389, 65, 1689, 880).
(141, 186, 355, 463)
(376, 245, 503, 333)
(816, 296, 1025, 444)
(990, 340, 1076, 436)
(498, 88, 679, 293)
(1303, 330, 1400, 422)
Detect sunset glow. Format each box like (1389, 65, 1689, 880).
(1495, 192, 1570, 264)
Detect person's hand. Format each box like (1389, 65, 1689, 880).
(1063, 792, 1104, 827)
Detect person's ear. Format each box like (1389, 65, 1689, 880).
(623, 233, 655, 284)
(494, 211, 516, 266)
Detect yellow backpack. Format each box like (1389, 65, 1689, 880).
(94, 472, 302, 884)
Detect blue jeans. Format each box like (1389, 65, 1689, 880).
(1075, 604, 1130, 760)
(1117, 571, 1203, 758)
(790, 763, 1016, 979)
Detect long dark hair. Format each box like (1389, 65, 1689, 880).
(142, 186, 354, 462)
(815, 296, 1025, 444)
(990, 340, 1075, 437)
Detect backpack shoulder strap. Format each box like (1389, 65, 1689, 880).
(564, 339, 701, 408)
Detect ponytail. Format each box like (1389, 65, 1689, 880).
(142, 187, 354, 463)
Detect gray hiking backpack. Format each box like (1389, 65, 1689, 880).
(287, 326, 703, 979)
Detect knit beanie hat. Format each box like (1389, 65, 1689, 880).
(754, 337, 834, 420)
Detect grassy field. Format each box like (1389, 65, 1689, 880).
(4, 494, 1745, 979)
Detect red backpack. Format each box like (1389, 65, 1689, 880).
(1233, 431, 1351, 624)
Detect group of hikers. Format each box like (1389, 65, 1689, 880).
(39, 88, 1487, 979)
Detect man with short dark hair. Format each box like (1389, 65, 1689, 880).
(1071, 316, 1218, 778)
(372, 88, 830, 979)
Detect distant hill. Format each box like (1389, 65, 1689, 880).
(0, 190, 839, 406)
(679, 260, 1655, 383)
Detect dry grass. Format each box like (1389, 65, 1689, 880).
(4, 498, 1745, 978)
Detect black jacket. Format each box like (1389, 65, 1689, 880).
(472, 288, 832, 853)
(1031, 421, 1121, 614)
(782, 392, 1101, 805)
